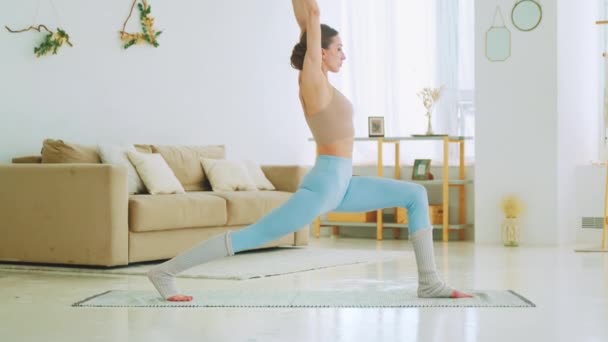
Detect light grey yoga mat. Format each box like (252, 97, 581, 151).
(73, 289, 535, 308)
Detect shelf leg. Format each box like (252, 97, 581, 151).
(459, 140, 466, 241)
(393, 141, 401, 239)
(603, 160, 608, 249)
(395, 141, 401, 179)
(314, 144, 321, 239)
(377, 139, 383, 240)
(443, 137, 449, 242)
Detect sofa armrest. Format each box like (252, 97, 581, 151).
(0, 164, 129, 266)
(12, 155, 42, 164)
(261, 165, 309, 193)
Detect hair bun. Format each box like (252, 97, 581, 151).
(290, 41, 307, 70)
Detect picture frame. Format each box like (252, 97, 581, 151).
(412, 159, 431, 180)
(368, 116, 385, 137)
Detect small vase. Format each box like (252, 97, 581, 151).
(501, 217, 519, 247)
(425, 111, 434, 135)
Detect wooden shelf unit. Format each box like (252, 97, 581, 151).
(310, 136, 473, 242)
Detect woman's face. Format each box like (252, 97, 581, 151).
(322, 35, 346, 73)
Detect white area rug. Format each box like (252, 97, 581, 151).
(72, 289, 535, 308)
(0, 247, 405, 280)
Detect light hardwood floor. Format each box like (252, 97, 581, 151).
(0, 237, 606, 342)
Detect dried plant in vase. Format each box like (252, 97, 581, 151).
(119, 0, 162, 49)
(500, 195, 524, 247)
(416, 86, 443, 135)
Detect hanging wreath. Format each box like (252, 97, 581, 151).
(119, 0, 162, 49)
(5, 24, 73, 57)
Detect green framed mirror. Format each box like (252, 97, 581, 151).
(511, 0, 542, 32)
(486, 7, 511, 62)
(486, 27, 511, 62)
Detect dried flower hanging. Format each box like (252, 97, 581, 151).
(5, 24, 73, 57)
(119, 0, 162, 49)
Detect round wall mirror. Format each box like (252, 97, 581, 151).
(511, 0, 542, 32)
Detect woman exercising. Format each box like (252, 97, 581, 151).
(147, 0, 471, 301)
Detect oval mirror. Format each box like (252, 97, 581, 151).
(511, 0, 542, 31)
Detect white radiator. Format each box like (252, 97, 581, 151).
(575, 165, 606, 234)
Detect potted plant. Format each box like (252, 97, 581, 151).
(500, 195, 523, 247)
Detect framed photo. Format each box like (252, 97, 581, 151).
(412, 159, 431, 180)
(368, 116, 385, 137)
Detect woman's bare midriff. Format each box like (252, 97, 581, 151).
(316, 136, 354, 158)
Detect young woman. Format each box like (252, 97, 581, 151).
(147, 0, 471, 302)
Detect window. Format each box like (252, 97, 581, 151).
(335, 0, 475, 165)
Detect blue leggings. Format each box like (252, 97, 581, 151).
(231, 155, 431, 253)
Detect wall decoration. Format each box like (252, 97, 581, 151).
(4, 1, 72, 58)
(486, 6, 511, 62)
(5, 25, 73, 57)
(120, 0, 162, 49)
(511, 0, 542, 32)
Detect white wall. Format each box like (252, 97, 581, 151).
(557, 0, 601, 245)
(0, 0, 339, 165)
(475, 0, 558, 245)
(476, 0, 601, 246)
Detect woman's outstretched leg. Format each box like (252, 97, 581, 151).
(333, 176, 471, 298)
(147, 187, 331, 301)
(147, 232, 233, 302)
(148, 156, 351, 301)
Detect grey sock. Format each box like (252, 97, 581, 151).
(147, 232, 234, 299)
(410, 227, 455, 298)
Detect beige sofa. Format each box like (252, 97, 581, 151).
(0, 140, 310, 267)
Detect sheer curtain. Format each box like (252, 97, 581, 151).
(334, 0, 475, 166)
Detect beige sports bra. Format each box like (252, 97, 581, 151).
(304, 87, 354, 145)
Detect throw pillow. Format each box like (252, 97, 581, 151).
(127, 151, 185, 195)
(200, 158, 258, 192)
(151, 145, 225, 191)
(41, 139, 101, 163)
(98, 144, 146, 194)
(242, 160, 275, 190)
(134, 144, 154, 153)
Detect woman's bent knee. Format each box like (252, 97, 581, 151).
(410, 183, 429, 204)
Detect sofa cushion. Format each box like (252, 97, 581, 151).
(151, 145, 225, 191)
(127, 151, 185, 195)
(134, 144, 153, 153)
(243, 160, 275, 190)
(98, 144, 146, 194)
(200, 158, 258, 191)
(41, 139, 101, 163)
(129, 192, 228, 232)
(207, 191, 293, 226)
